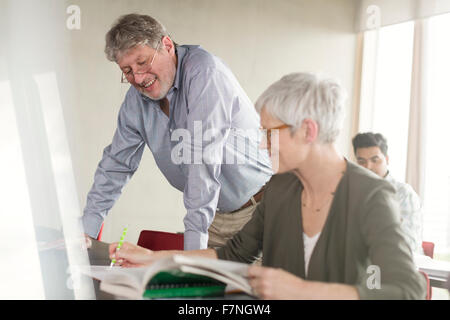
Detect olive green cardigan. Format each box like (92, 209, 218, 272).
(216, 161, 426, 299)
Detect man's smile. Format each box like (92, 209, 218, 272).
(142, 77, 157, 89)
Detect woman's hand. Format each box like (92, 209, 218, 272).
(248, 265, 360, 300)
(109, 241, 154, 268)
(248, 265, 305, 299)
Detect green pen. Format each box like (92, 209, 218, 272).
(110, 225, 128, 268)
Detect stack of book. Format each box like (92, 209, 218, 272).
(79, 255, 254, 299)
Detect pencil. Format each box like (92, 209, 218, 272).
(110, 225, 128, 268)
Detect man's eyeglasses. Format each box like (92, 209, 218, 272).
(261, 124, 291, 150)
(121, 40, 161, 84)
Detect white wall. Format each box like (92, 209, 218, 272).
(1, 0, 360, 244)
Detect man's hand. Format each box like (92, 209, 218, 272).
(83, 234, 93, 249)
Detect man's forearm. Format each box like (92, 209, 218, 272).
(151, 248, 218, 260)
(81, 211, 104, 239)
(179, 248, 218, 259)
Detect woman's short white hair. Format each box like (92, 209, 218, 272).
(255, 72, 347, 144)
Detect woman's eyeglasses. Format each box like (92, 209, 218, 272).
(261, 124, 291, 149)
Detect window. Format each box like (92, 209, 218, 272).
(0, 79, 45, 299)
(359, 14, 450, 259)
(422, 12, 450, 257)
(359, 21, 415, 181)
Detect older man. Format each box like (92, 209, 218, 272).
(82, 14, 272, 250)
(352, 132, 423, 254)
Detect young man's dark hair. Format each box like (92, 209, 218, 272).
(352, 132, 388, 157)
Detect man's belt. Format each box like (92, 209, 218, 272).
(234, 185, 265, 212)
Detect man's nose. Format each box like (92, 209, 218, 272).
(133, 72, 147, 85)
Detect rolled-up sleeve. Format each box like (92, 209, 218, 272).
(82, 94, 145, 238)
(182, 68, 234, 250)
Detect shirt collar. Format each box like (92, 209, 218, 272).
(172, 45, 188, 91)
(384, 170, 393, 181)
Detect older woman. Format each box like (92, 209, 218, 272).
(109, 73, 426, 299)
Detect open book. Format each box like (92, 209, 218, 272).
(79, 255, 253, 299)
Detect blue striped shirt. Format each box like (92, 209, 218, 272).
(82, 45, 273, 249)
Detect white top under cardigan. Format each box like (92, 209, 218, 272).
(303, 232, 321, 277)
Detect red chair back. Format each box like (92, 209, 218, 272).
(419, 271, 432, 300)
(97, 223, 104, 241)
(137, 230, 184, 251)
(422, 241, 435, 258)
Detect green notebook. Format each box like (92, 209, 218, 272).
(143, 270, 226, 298)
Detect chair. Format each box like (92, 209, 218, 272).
(96, 222, 104, 241)
(422, 241, 435, 258)
(419, 271, 432, 300)
(137, 230, 184, 251)
(421, 241, 435, 300)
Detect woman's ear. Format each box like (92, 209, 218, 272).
(302, 119, 319, 143)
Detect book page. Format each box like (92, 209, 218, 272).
(77, 265, 148, 290)
(172, 255, 249, 277)
(178, 265, 253, 296)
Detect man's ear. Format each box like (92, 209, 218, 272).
(385, 154, 389, 165)
(161, 36, 175, 54)
(302, 119, 319, 143)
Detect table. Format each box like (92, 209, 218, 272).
(427, 274, 449, 289)
(414, 254, 450, 290)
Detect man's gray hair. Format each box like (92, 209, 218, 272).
(255, 72, 346, 144)
(105, 13, 171, 62)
